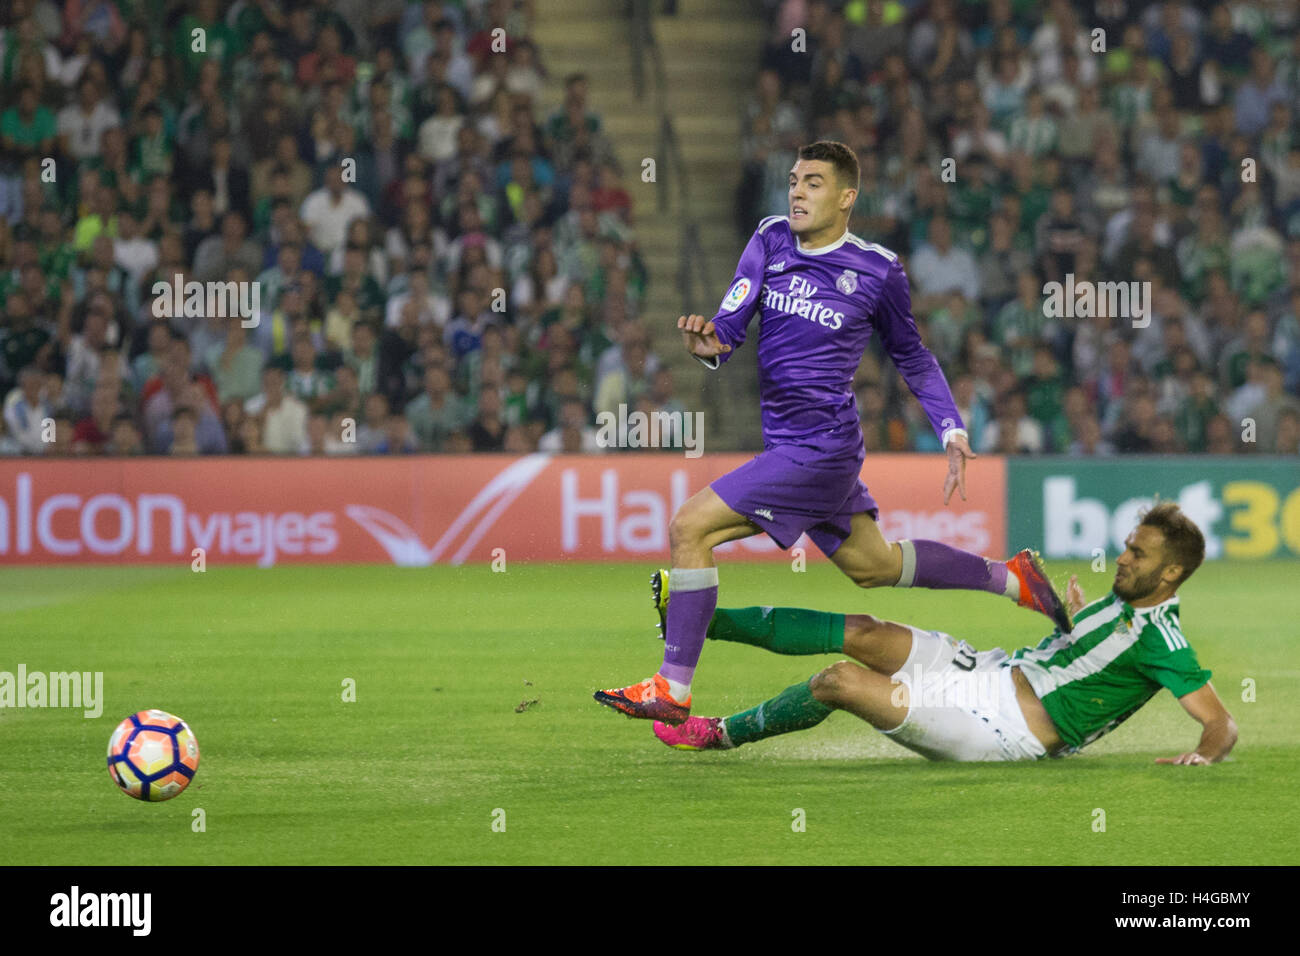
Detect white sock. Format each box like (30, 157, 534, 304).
(1003, 564, 1021, 601)
(896, 540, 918, 587)
(664, 677, 691, 700)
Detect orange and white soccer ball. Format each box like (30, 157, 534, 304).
(107, 709, 200, 802)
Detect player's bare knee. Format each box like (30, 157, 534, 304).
(850, 561, 895, 589)
(844, 613, 881, 642)
(668, 511, 702, 553)
(810, 661, 856, 705)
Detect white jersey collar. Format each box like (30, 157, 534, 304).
(1127, 593, 1180, 617)
(794, 225, 852, 256)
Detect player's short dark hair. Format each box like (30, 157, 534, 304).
(1139, 502, 1205, 586)
(797, 141, 860, 193)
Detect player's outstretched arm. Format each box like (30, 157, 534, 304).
(1155, 682, 1238, 765)
(873, 259, 971, 503)
(678, 313, 732, 360)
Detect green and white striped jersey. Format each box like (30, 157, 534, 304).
(1008, 591, 1211, 751)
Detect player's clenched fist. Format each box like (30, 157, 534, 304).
(678, 313, 732, 359)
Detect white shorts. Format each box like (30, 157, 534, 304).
(880, 627, 1048, 762)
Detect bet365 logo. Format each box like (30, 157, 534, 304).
(1043, 477, 1223, 559)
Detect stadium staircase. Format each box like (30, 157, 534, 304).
(533, 0, 766, 450)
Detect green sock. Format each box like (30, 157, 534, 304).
(708, 607, 845, 655)
(723, 678, 833, 746)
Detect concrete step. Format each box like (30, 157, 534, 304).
(653, 17, 767, 39)
(635, 225, 738, 248)
(532, 0, 631, 17)
(640, 243, 737, 269)
(640, 244, 739, 272)
(535, 56, 630, 80)
(532, 13, 627, 35)
(532, 0, 762, 449)
(536, 55, 631, 75)
(632, 200, 738, 224)
(663, 0, 765, 17)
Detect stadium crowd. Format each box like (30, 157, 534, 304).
(747, 0, 1300, 454)
(2, 0, 1298, 458)
(0, 0, 666, 456)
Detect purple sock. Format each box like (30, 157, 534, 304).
(659, 567, 718, 691)
(897, 539, 1008, 595)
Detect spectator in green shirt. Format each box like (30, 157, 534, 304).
(344, 321, 379, 396)
(1220, 310, 1273, 390)
(173, 0, 242, 87)
(286, 334, 334, 412)
(321, 363, 364, 423)
(131, 105, 173, 180)
(1228, 219, 1287, 307)
(1025, 345, 1070, 451)
(405, 364, 469, 451)
(1, 291, 52, 392)
(205, 320, 265, 405)
(1172, 369, 1219, 453)
(1176, 197, 1231, 302)
(1007, 90, 1058, 158)
(993, 270, 1051, 377)
(36, 208, 77, 286)
(1, 83, 57, 162)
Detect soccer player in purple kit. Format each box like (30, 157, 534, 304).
(594, 141, 1071, 726)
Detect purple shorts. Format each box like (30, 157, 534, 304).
(710, 441, 879, 556)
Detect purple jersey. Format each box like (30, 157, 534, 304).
(702, 216, 964, 448)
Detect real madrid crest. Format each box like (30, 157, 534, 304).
(836, 270, 858, 295)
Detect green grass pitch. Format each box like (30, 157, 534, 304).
(2, 559, 1296, 865)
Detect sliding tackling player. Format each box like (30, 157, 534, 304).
(653, 504, 1237, 765)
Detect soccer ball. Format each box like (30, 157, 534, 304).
(106, 709, 200, 802)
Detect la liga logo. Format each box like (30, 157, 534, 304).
(721, 277, 751, 312)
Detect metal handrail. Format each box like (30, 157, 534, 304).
(678, 220, 712, 316)
(629, 0, 648, 100)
